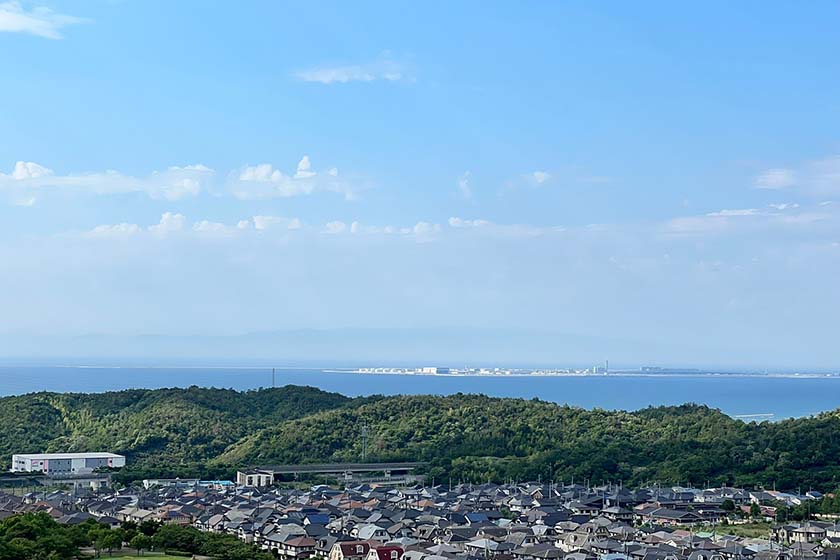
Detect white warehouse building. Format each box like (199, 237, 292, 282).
(11, 453, 125, 475)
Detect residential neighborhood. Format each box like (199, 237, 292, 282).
(1, 480, 838, 560)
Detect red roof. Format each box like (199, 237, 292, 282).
(371, 546, 404, 560)
(339, 541, 372, 558)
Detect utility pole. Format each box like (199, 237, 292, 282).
(272, 368, 276, 388)
(361, 423, 369, 462)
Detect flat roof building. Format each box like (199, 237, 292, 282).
(11, 452, 125, 475)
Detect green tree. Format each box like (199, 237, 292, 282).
(88, 527, 108, 558)
(201, 533, 274, 560)
(137, 520, 161, 537)
(750, 502, 761, 518)
(96, 531, 122, 557)
(129, 534, 153, 556)
(152, 524, 201, 554)
(0, 512, 81, 560)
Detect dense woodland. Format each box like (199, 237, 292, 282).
(3, 385, 840, 490)
(0, 385, 357, 482)
(0, 511, 272, 559)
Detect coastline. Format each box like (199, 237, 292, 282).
(3, 366, 840, 419)
(324, 369, 840, 379)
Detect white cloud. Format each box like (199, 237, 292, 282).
(457, 171, 472, 199)
(338, 220, 444, 239)
(0, 1, 88, 39)
(252, 216, 278, 231)
(348, 221, 403, 235)
(232, 156, 353, 200)
(0, 161, 213, 203)
(532, 170, 551, 185)
(769, 203, 799, 211)
(410, 221, 440, 237)
(148, 212, 186, 236)
(192, 221, 229, 233)
(294, 155, 316, 179)
(706, 208, 761, 217)
(754, 155, 840, 195)
(505, 167, 604, 193)
(11, 161, 52, 179)
(88, 214, 299, 239)
(755, 168, 796, 189)
(665, 204, 836, 236)
(252, 216, 302, 231)
(1, 158, 359, 204)
(295, 56, 406, 84)
(87, 212, 187, 239)
(14, 202, 840, 367)
(192, 219, 252, 236)
(448, 216, 565, 237)
(448, 217, 491, 228)
(323, 221, 348, 234)
(13, 196, 36, 207)
(511, 169, 554, 189)
(809, 155, 840, 195)
(77, 215, 482, 244)
(666, 209, 766, 235)
(86, 223, 142, 238)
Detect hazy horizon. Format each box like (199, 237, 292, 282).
(2, 2, 839, 368)
(0, 327, 837, 372)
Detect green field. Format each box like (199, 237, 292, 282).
(718, 522, 772, 538)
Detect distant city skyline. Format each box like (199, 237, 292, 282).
(1, 1, 839, 368)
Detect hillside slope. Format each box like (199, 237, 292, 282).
(216, 394, 840, 489)
(0, 385, 356, 474)
(2, 386, 840, 489)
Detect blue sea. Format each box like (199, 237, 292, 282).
(0, 366, 838, 419)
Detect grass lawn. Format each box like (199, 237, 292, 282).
(719, 522, 772, 538)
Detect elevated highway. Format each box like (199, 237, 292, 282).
(256, 461, 426, 475)
(238, 462, 427, 486)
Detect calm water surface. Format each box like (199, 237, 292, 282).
(0, 367, 838, 419)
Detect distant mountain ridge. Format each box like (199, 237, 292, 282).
(2, 385, 840, 490)
(0, 327, 781, 369)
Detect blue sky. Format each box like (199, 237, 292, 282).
(1, 1, 839, 367)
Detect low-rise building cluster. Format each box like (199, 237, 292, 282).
(1, 481, 838, 560)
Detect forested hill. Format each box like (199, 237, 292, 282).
(2, 386, 840, 490)
(0, 385, 358, 475)
(215, 395, 840, 490)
